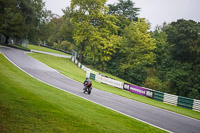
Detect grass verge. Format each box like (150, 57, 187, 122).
(1, 44, 30, 51)
(28, 44, 71, 56)
(0, 53, 166, 132)
(27, 53, 200, 120)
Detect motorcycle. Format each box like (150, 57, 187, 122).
(83, 85, 92, 94)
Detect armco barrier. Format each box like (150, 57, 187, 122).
(78, 62, 81, 68)
(178, 96, 194, 110)
(95, 74, 102, 83)
(146, 89, 154, 98)
(82, 65, 91, 72)
(75, 59, 78, 64)
(123, 83, 130, 90)
(90, 70, 99, 75)
(90, 73, 96, 80)
(193, 99, 200, 112)
(71, 57, 75, 62)
(129, 84, 147, 96)
(112, 79, 124, 89)
(153, 91, 164, 102)
(86, 71, 90, 78)
(128, 85, 154, 98)
(101, 76, 123, 89)
(163, 93, 178, 106)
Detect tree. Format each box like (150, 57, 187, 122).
(60, 7, 74, 43)
(107, 0, 140, 36)
(120, 19, 156, 69)
(108, 0, 140, 21)
(152, 26, 170, 67)
(46, 17, 63, 46)
(71, 0, 121, 63)
(114, 19, 156, 85)
(166, 19, 200, 62)
(0, 0, 47, 45)
(164, 19, 200, 99)
(0, 0, 26, 44)
(152, 19, 200, 99)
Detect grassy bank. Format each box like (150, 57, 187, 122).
(28, 44, 71, 56)
(0, 54, 166, 132)
(1, 44, 30, 51)
(28, 53, 200, 120)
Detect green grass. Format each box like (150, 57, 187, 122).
(28, 44, 71, 56)
(0, 53, 166, 132)
(27, 53, 200, 120)
(1, 44, 30, 51)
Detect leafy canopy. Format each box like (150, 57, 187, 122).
(71, 0, 121, 62)
(120, 19, 156, 70)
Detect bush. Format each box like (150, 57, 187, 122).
(52, 41, 74, 52)
(143, 76, 162, 91)
(60, 41, 74, 52)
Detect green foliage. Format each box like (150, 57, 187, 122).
(0, 0, 48, 44)
(53, 41, 74, 52)
(107, 0, 140, 36)
(151, 19, 200, 99)
(120, 19, 156, 69)
(166, 19, 200, 62)
(71, 0, 121, 63)
(151, 27, 170, 67)
(143, 68, 162, 91)
(108, 0, 140, 21)
(122, 64, 147, 85)
(0, 0, 26, 39)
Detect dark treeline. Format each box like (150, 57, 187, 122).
(1, 0, 199, 99)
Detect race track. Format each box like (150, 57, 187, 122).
(1, 46, 200, 133)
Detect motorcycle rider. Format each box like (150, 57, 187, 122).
(83, 78, 92, 92)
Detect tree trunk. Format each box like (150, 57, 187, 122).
(79, 52, 83, 63)
(5, 35, 9, 45)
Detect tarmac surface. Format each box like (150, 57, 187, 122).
(1, 46, 200, 133)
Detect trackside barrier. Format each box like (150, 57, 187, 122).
(78, 62, 81, 68)
(70, 55, 200, 112)
(129, 84, 147, 96)
(112, 79, 124, 89)
(86, 71, 90, 78)
(153, 91, 164, 102)
(193, 100, 200, 112)
(71, 56, 75, 62)
(90, 70, 99, 75)
(123, 84, 154, 98)
(101, 76, 124, 89)
(90, 73, 96, 80)
(123, 83, 130, 90)
(95, 74, 102, 83)
(145, 89, 154, 99)
(178, 96, 194, 110)
(75, 59, 78, 64)
(163, 93, 178, 106)
(81, 65, 91, 72)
